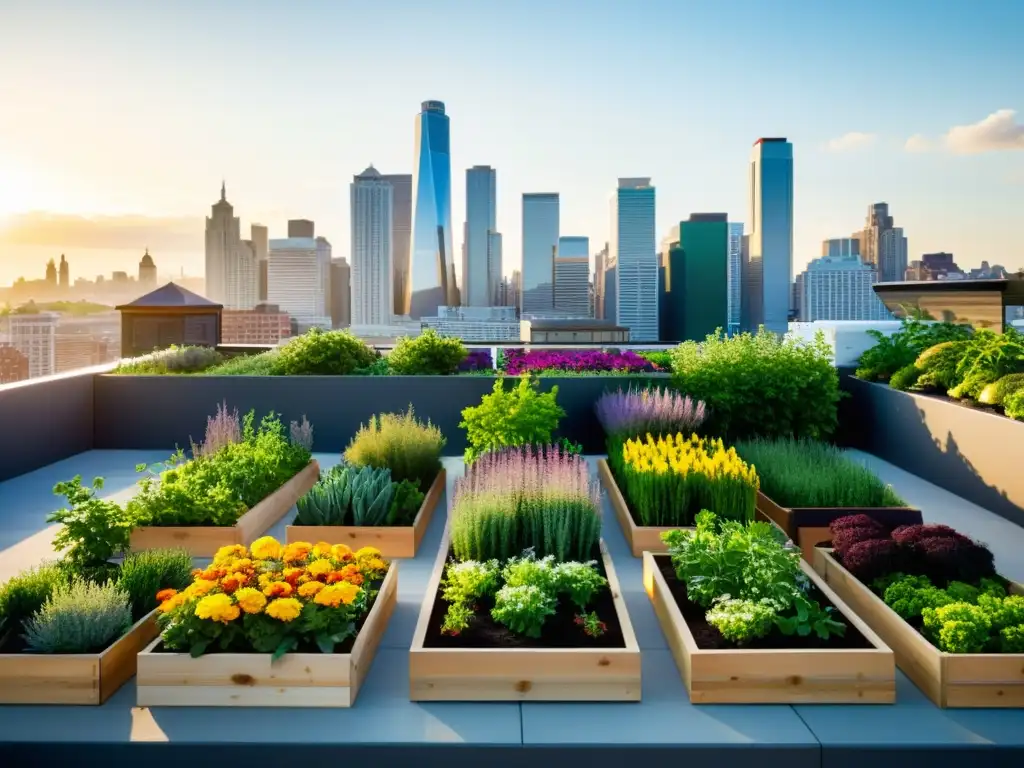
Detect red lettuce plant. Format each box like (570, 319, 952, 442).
(842, 539, 908, 582)
(891, 524, 969, 546)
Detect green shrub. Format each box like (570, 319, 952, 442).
(1005, 388, 1024, 420)
(855, 317, 973, 383)
(637, 350, 672, 370)
(294, 464, 423, 526)
(117, 549, 193, 618)
(0, 563, 71, 634)
(889, 363, 922, 391)
(114, 345, 223, 375)
(270, 328, 377, 375)
(914, 340, 970, 391)
(22, 579, 132, 654)
(460, 376, 565, 464)
(203, 351, 278, 376)
(979, 373, 1024, 406)
(386, 329, 466, 375)
(949, 329, 1024, 400)
(670, 329, 839, 441)
(343, 407, 444, 489)
(734, 438, 905, 508)
(49, 476, 134, 580)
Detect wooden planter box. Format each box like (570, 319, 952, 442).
(409, 529, 642, 702)
(0, 610, 158, 705)
(643, 552, 895, 704)
(129, 459, 321, 557)
(136, 562, 398, 707)
(285, 468, 445, 557)
(597, 458, 690, 557)
(755, 490, 923, 562)
(814, 547, 1024, 708)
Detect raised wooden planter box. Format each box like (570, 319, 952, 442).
(755, 490, 923, 562)
(129, 459, 321, 557)
(814, 547, 1024, 708)
(285, 468, 445, 557)
(0, 610, 158, 705)
(409, 528, 642, 702)
(136, 561, 397, 707)
(597, 458, 690, 557)
(643, 551, 895, 704)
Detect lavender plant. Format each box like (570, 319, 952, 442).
(289, 415, 314, 452)
(449, 444, 601, 562)
(595, 386, 708, 440)
(190, 400, 241, 458)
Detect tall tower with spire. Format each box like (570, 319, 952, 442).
(205, 181, 257, 308)
(58, 254, 69, 289)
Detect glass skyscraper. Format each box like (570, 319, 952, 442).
(521, 193, 559, 314)
(554, 236, 591, 317)
(727, 222, 743, 335)
(409, 101, 455, 318)
(745, 138, 793, 335)
(464, 165, 497, 307)
(611, 178, 658, 341)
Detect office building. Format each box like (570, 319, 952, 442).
(222, 304, 292, 345)
(58, 255, 69, 289)
(330, 258, 352, 328)
(822, 237, 861, 258)
(268, 238, 330, 328)
(464, 166, 499, 307)
(880, 227, 908, 283)
(727, 223, 743, 335)
(611, 178, 658, 341)
(380, 173, 412, 316)
(854, 203, 907, 283)
(798, 254, 891, 321)
(521, 193, 559, 314)
(0, 312, 59, 378)
(488, 233, 503, 305)
(594, 245, 608, 320)
(251, 224, 269, 301)
(205, 182, 258, 309)
(498, 271, 521, 310)
(138, 248, 157, 286)
(421, 306, 519, 342)
(316, 236, 332, 317)
(409, 100, 455, 318)
(662, 213, 729, 342)
(288, 219, 315, 239)
(744, 138, 794, 334)
(350, 165, 394, 327)
(0, 344, 29, 383)
(554, 236, 591, 317)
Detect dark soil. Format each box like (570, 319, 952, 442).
(653, 555, 873, 650)
(423, 550, 627, 649)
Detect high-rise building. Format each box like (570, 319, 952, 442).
(268, 238, 330, 328)
(727, 223, 743, 335)
(0, 312, 58, 378)
(205, 182, 258, 309)
(488, 232, 503, 305)
(45, 259, 57, 285)
(379, 174, 412, 315)
(679, 213, 729, 341)
(251, 224, 269, 301)
(288, 219, 315, 238)
(316, 236, 332, 317)
(138, 248, 157, 286)
(593, 245, 608, 320)
(330, 258, 352, 328)
(745, 138, 794, 334)
(521, 193, 559, 314)
(498, 271, 521, 310)
(854, 203, 907, 283)
(798, 254, 891, 321)
(350, 165, 394, 327)
(463, 165, 499, 307)
(554, 236, 591, 318)
(880, 227, 908, 283)
(409, 100, 454, 318)
(611, 178, 658, 341)
(822, 237, 861, 258)
(58, 254, 69, 289)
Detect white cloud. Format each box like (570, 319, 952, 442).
(826, 132, 877, 152)
(945, 109, 1024, 154)
(904, 134, 933, 153)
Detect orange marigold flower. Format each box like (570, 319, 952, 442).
(265, 597, 303, 622)
(331, 544, 353, 560)
(220, 575, 244, 594)
(250, 536, 283, 561)
(283, 541, 312, 563)
(227, 558, 254, 573)
(158, 593, 186, 613)
(313, 541, 333, 558)
(283, 567, 304, 586)
(263, 581, 293, 598)
(306, 559, 332, 578)
(257, 573, 274, 588)
(314, 581, 361, 608)
(298, 581, 325, 597)
(337, 564, 364, 586)
(354, 546, 382, 560)
(155, 588, 178, 603)
(361, 556, 389, 578)
(187, 579, 219, 598)
(199, 566, 227, 581)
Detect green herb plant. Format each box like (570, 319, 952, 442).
(343, 407, 445, 490)
(855, 316, 972, 383)
(459, 376, 565, 464)
(386, 329, 467, 375)
(294, 464, 424, 527)
(22, 579, 132, 654)
(116, 548, 193, 619)
(948, 328, 1024, 400)
(270, 328, 378, 376)
(48, 476, 134, 581)
(0, 563, 71, 637)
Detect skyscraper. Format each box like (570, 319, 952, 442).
(879, 227, 908, 283)
(488, 232, 503, 305)
(251, 224, 269, 301)
(409, 100, 454, 317)
(350, 165, 394, 327)
(316, 236, 332, 317)
(611, 178, 658, 341)
(822, 237, 860, 258)
(554, 236, 591, 317)
(268, 237, 329, 328)
(745, 138, 794, 334)
(798, 254, 891, 321)
(727, 223, 743, 335)
(464, 165, 498, 307)
(138, 248, 157, 286)
(330, 258, 352, 328)
(854, 203, 908, 283)
(521, 193, 559, 314)
(593, 245, 608, 320)
(58, 254, 69, 289)
(205, 182, 257, 309)
(380, 173, 412, 315)
(679, 213, 729, 341)
(45, 259, 56, 285)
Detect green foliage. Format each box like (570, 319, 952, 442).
(979, 373, 1024, 406)
(116, 548, 193, 617)
(295, 464, 423, 527)
(949, 328, 1024, 399)
(1005, 388, 1024, 420)
(0, 563, 71, 635)
(637, 350, 673, 370)
(49, 476, 134, 580)
(202, 351, 278, 376)
(127, 411, 312, 526)
(889, 363, 922, 391)
(855, 317, 972, 383)
(459, 376, 566, 464)
(343, 407, 444, 490)
(22, 579, 132, 653)
(114, 345, 223, 375)
(491, 584, 556, 638)
(733, 437, 905, 508)
(882, 575, 953, 620)
(270, 328, 378, 375)
(915, 340, 970, 391)
(670, 328, 840, 441)
(386, 329, 467, 375)
(706, 598, 776, 643)
(355, 357, 392, 376)
(921, 602, 991, 654)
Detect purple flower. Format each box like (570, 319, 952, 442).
(459, 349, 493, 372)
(501, 348, 661, 375)
(594, 386, 707, 438)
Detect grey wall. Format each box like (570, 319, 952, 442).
(844, 376, 1024, 528)
(93, 375, 660, 456)
(0, 371, 95, 482)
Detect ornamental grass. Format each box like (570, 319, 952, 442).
(449, 444, 601, 563)
(343, 406, 444, 490)
(611, 433, 758, 527)
(155, 536, 390, 658)
(595, 385, 707, 441)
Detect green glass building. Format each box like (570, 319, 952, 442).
(660, 213, 729, 342)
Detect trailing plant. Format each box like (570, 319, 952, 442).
(344, 407, 444, 489)
(270, 328, 378, 376)
(116, 548, 194, 618)
(661, 511, 846, 643)
(670, 328, 840, 441)
(156, 537, 389, 658)
(294, 464, 424, 527)
(22, 579, 132, 654)
(49, 476, 134, 581)
(855, 317, 972, 383)
(0, 562, 71, 636)
(612, 433, 757, 527)
(460, 376, 565, 464)
(449, 445, 601, 563)
(114, 345, 223, 375)
(594, 385, 707, 441)
(733, 437, 904, 508)
(459, 348, 493, 372)
(979, 373, 1024, 406)
(386, 329, 467, 375)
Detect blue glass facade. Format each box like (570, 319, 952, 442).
(745, 138, 793, 334)
(521, 193, 559, 314)
(464, 165, 497, 307)
(409, 101, 455, 318)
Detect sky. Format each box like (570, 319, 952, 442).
(0, 0, 1022, 287)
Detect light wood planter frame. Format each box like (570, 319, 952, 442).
(135, 561, 398, 707)
(409, 527, 642, 702)
(129, 459, 321, 557)
(0, 610, 158, 705)
(814, 547, 1024, 708)
(598, 459, 691, 557)
(286, 468, 445, 558)
(643, 552, 895, 704)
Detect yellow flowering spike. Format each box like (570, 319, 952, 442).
(265, 597, 303, 622)
(250, 536, 284, 561)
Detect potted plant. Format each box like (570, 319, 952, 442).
(409, 445, 641, 702)
(286, 408, 446, 557)
(814, 518, 1024, 708)
(136, 536, 396, 707)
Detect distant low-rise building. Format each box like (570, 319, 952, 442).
(520, 318, 630, 344)
(0, 344, 29, 383)
(222, 303, 292, 345)
(0, 312, 59, 378)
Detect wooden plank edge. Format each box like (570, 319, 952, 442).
(413, 467, 445, 553)
(599, 539, 640, 653)
(348, 561, 399, 704)
(97, 609, 160, 704)
(236, 458, 321, 545)
(597, 458, 677, 557)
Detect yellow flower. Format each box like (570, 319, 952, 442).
(298, 581, 325, 597)
(314, 581, 360, 608)
(331, 543, 353, 560)
(213, 544, 248, 564)
(312, 541, 333, 557)
(265, 597, 303, 622)
(283, 541, 312, 563)
(354, 546, 382, 560)
(194, 593, 240, 623)
(306, 559, 333, 577)
(228, 558, 254, 573)
(250, 536, 283, 561)
(186, 579, 219, 598)
(234, 587, 267, 614)
(158, 592, 186, 613)
(361, 556, 388, 578)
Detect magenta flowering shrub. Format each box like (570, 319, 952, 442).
(594, 386, 707, 440)
(502, 348, 661, 375)
(459, 349, 493, 372)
